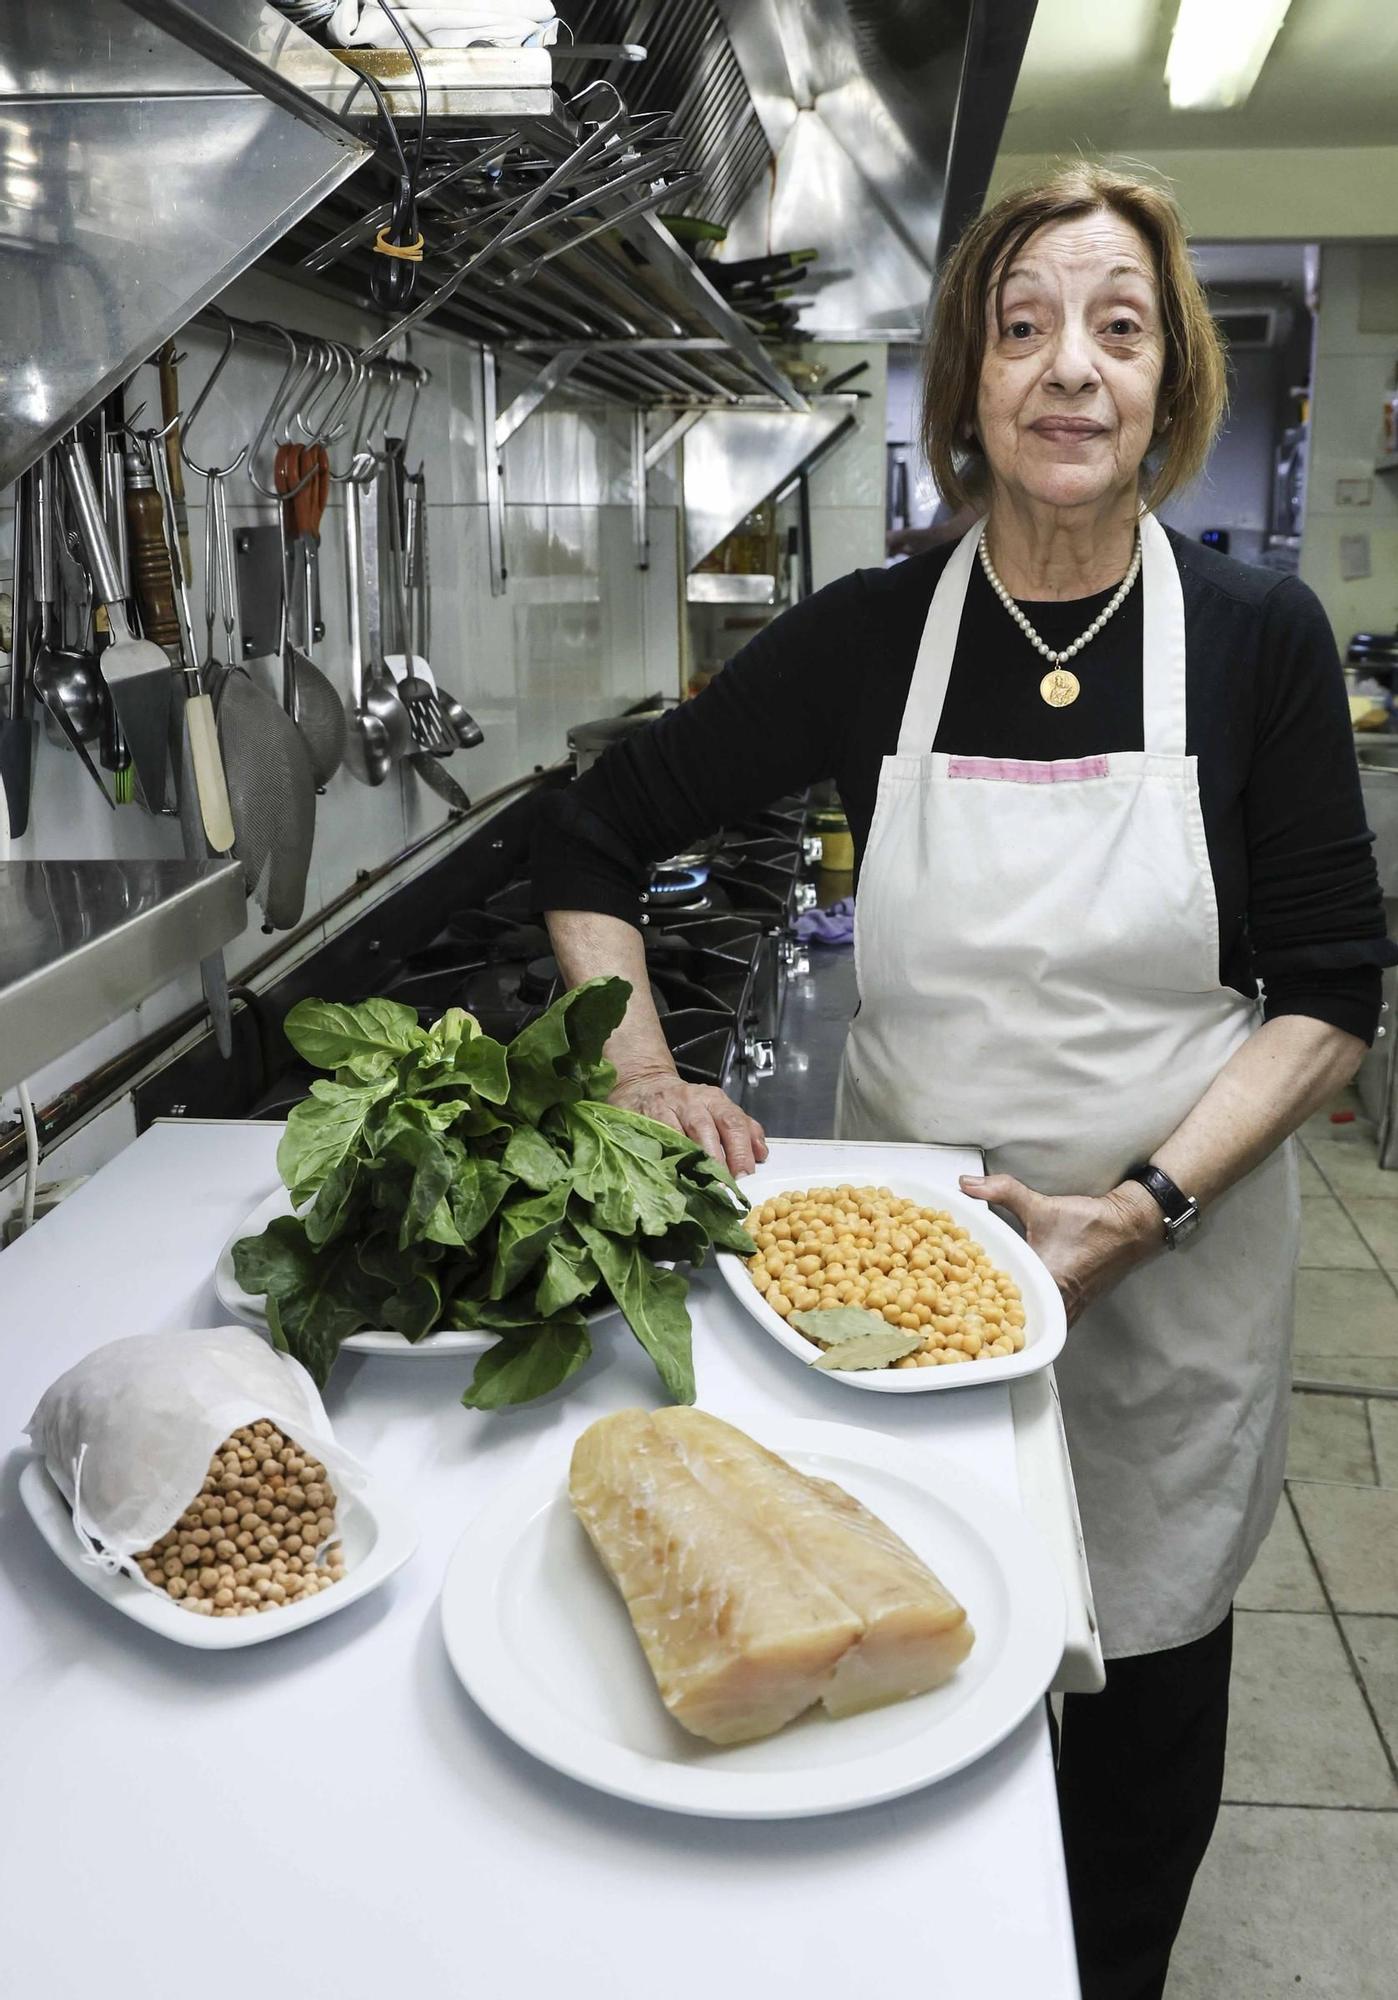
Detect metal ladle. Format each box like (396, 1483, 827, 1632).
(342, 473, 392, 786)
(29, 453, 112, 803)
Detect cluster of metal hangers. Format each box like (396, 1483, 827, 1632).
(313, 80, 698, 360)
(171, 307, 430, 501)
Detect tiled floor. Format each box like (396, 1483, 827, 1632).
(1168, 1091, 1398, 1997)
(766, 962, 1398, 1991)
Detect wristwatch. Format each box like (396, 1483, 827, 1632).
(1123, 1162, 1201, 1249)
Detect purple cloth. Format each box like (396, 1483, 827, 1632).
(795, 895, 854, 946)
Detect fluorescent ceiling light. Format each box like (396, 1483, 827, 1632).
(1166, 0, 1292, 110)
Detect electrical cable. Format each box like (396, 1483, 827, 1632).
(368, 0, 430, 310)
(17, 1084, 38, 1232)
(0, 779, 40, 1233)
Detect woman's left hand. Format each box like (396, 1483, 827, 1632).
(960, 1173, 1165, 1326)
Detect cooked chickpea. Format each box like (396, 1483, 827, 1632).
(745, 1186, 1026, 1374)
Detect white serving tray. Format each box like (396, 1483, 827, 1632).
(440, 1416, 1065, 1819)
(20, 1456, 418, 1649)
(716, 1170, 1066, 1392)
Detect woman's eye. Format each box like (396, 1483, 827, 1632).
(1105, 318, 1140, 338)
(1004, 319, 1036, 339)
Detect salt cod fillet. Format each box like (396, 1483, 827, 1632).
(652, 1407, 975, 1718)
(569, 1409, 863, 1745)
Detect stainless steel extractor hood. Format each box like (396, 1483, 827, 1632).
(681, 398, 857, 570)
(0, 0, 370, 487)
(709, 0, 1037, 336)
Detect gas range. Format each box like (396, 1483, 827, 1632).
(241, 795, 817, 1119)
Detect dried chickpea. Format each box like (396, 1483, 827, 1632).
(132, 1424, 347, 1619)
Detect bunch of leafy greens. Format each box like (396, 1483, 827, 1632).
(231, 980, 757, 1409)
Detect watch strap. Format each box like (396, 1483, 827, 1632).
(1124, 1161, 1200, 1247)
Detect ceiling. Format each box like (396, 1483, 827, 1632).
(1001, 0, 1398, 155)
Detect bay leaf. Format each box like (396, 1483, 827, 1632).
(790, 1304, 895, 1346)
(813, 1328, 923, 1372)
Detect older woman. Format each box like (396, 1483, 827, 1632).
(533, 165, 1394, 1998)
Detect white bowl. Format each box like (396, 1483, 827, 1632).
(20, 1456, 418, 1649)
(215, 1186, 619, 1358)
(715, 1171, 1065, 1393)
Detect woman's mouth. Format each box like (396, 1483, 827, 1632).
(1029, 418, 1108, 441)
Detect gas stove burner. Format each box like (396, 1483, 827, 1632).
(520, 955, 563, 1006)
(646, 865, 710, 910)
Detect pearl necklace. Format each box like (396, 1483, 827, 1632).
(978, 526, 1143, 708)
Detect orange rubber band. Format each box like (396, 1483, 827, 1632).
(373, 226, 425, 262)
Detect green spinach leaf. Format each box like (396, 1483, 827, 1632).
(275, 1075, 393, 1204)
(502, 1124, 571, 1192)
(566, 1099, 689, 1237)
(489, 1181, 571, 1298)
(506, 976, 630, 1122)
(449, 1156, 511, 1245)
(461, 1320, 592, 1410)
(679, 1180, 759, 1256)
(303, 1152, 362, 1248)
(283, 997, 427, 1076)
(232, 1217, 380, 1387)
(381, 1127, 457, 1252)
(577, 1221, 695, 1404)
(534, 1230, 601, 1316)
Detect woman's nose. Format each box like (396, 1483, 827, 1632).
(1045, 316, 1100, 395)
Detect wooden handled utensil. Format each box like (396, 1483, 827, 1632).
(145, 435, 235, 855)
(123, 438, 182, 650)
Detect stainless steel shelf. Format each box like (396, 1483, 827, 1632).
(261, 65, 807, 413)
(0, 861, 246, 1093)
(285, 42, 556, 123)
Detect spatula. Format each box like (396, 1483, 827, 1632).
(57, 434, 172, 814)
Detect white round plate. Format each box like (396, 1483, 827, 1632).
(440, 1416, 1065, 1819)
(214, 1187, 618, 1357)
(716, 1171, 1066, 1393)
(20, 1456, 418, 1650)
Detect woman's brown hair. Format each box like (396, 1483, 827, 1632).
(921, 162, 1227, 511)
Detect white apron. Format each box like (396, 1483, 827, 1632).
(838, 514, 1300, 1658)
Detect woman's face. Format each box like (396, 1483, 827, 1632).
(974, 210, 1167, 514)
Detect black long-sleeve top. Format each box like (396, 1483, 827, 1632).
(534, 529, 1395, 1042)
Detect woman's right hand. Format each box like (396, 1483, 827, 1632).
(610, 1068, 768, 1177)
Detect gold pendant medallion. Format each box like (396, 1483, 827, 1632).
(1039, 667, 1080, 708)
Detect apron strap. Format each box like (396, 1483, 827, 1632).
(1139, 512, 1187, 759)
(895, 511, 1188, 761)
(895, 519, 984, 756)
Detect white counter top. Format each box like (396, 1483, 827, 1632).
(0, 1122, 1080, 2000)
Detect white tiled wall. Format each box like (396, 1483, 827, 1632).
(1, 265, 679, 1195)
(1301, 244, 1398, 641)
